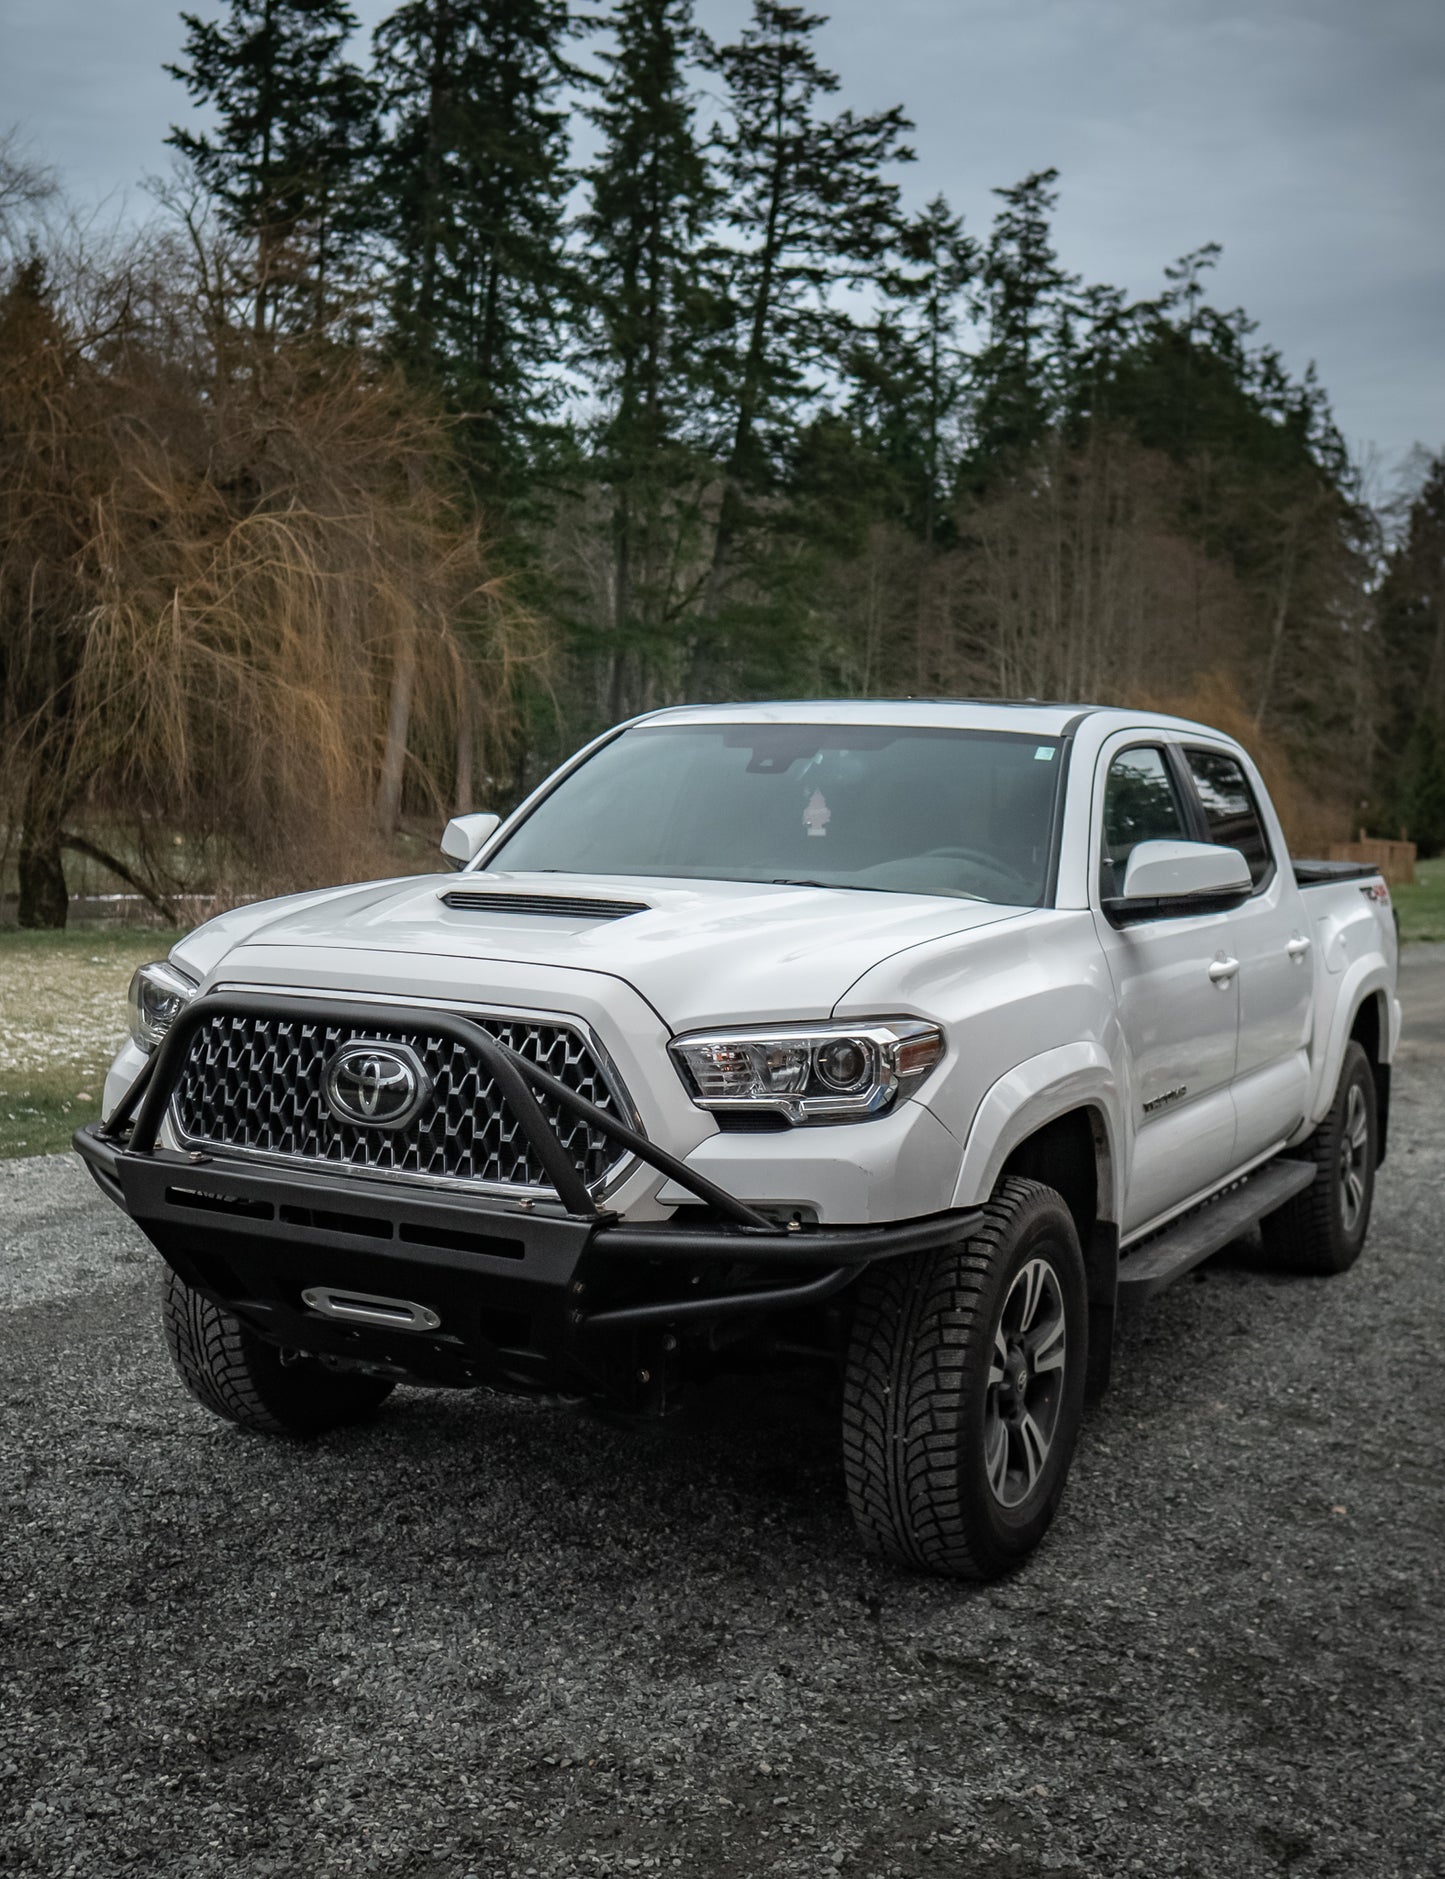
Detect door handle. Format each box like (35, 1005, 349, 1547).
(1208, 956, 1240, 983)
(1286, 935, 1312, 959)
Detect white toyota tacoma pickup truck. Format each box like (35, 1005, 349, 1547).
(77, 701, 1399, 1578)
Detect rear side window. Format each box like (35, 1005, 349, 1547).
(1184, 749, 1273, 888)
(1100, 747, 1189, 896)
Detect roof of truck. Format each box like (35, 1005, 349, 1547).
(636, 699, 1230, 742)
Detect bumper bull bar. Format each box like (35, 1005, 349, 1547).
(74, 992, 976, 1369)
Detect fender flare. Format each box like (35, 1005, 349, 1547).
(1308, 958, 1393, 1131)
(946, 1041, 1123, 1218)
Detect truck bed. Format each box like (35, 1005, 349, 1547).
(1293, 859, 1380, 887)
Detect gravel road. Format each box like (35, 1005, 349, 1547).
(3, 958, 1443, 1879)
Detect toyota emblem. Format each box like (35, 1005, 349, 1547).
(322, 1041, 430, 1130)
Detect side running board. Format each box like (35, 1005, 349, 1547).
(1118, 1159, 1317, 1299)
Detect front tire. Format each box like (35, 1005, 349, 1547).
(1260, 1039, 1377, 1275)
(161, 1269, 395, 1436)
(841, 1178, 1088, 1580)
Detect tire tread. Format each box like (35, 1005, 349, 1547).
(1261, 1041, 1375, 1276)
(161, 1270, 392, 1436)
(841, 1178, 1082, 1580)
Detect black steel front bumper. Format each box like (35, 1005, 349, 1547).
(74, 991, 977, 1390)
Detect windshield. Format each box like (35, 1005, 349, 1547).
(486, 723, 1063, 905)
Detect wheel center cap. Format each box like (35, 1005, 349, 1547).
(1007, 1350, 1030, 1399)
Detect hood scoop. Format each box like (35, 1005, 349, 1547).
(439, 889, 649, 921)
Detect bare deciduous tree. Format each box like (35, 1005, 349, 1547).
(0, 223, 548, 925)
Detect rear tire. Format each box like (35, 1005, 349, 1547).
(841, 1178, 1088, 1580)
(1260, 1039, 1377, 1276)
(161, 1269, 395, 1436)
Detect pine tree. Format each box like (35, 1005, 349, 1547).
(369, 0, 578, 491)
(1062, 245, 1373, 748)
(705, 2, 914, 613)
(968, 169, 1076, 477)
(167, 0, 376, 335)
(579, 0, 720, 711)
(851, 192, 976, 542)
(1376, 457, 1445, 845)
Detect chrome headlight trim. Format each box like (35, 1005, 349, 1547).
(669, 1019, 944, 1125)
(127, 960, 199, 1053)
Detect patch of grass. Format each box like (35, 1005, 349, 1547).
(0, 925, 178, 955)
(0, 1068, 109, 1158)
(0, 926, 170, 1158)
(1391, 857, 1445, 943)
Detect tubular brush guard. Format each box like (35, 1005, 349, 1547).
(74, 992, 977, 1364)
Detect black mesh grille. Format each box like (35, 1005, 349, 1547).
(170, 1009, 628, 1192)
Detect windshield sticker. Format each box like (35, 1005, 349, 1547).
(803, 790, 831, 838)
(1034, 746, 1055, 761)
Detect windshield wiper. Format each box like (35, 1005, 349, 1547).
(770, 877, 847, 890)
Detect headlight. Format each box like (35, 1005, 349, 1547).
(127, 961, 198, 1051)
(669, 1020, 944, 1124)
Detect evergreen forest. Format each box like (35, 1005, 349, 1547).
(1, 0, 1442, 925)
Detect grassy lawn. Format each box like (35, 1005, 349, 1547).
(0, 927, 171, 1158)
(1391, 857, 1445, 942)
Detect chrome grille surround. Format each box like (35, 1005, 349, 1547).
(168, 996, 637, 1199)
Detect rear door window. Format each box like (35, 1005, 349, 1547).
(1100, 747, 1190, 898)
(1183, 749, 1274, 889)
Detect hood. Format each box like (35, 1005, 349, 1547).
(174, 869, 1032, 1029)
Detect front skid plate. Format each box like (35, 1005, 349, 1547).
(78, 1139, 592, 1386)
(106, 1142, 594, 1288)
(73, 1126, 976, 1386)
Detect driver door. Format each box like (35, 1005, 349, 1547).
(1091, 740, 1240, 1235)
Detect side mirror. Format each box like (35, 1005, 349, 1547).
(440, 811, 500, 870)
(1105, 839, 1251, 924)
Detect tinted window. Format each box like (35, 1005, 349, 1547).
(487, 724, 1063, 905)
(1100, 747, 1188, 896)
(1185, 749, 1273, 888)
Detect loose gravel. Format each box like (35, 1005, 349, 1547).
(2, 963, 1442, 1878)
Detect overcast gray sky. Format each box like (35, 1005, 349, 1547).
(3, 0, 1441, 479)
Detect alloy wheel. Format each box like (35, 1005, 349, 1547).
(984, 1255, 1068, 1509)
(1339, 1079, 1370, 1235)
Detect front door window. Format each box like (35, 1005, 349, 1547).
(1100, 747, 1189, 900)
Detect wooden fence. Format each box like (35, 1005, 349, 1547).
(1325, 831, 1417, 886)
